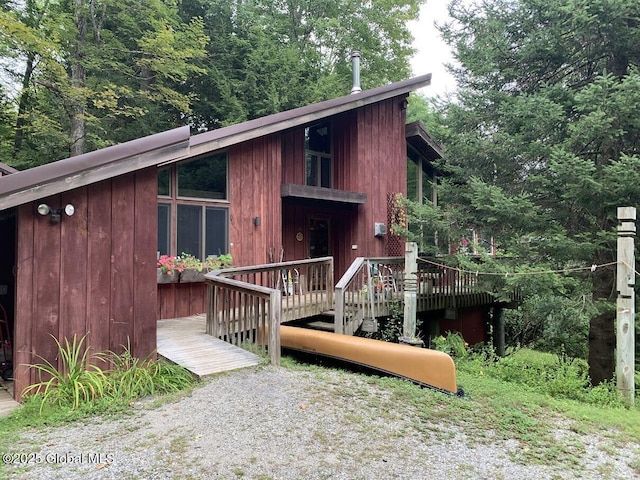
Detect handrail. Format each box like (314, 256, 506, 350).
(204, 274, 281, 365)
(334, 257, 404, 334)
(205, 257, 334, 363)
(211, 256, 334, 277)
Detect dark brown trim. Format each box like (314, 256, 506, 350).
(0, 127, 190, 210)
(188, 74, 432, 158)
(281, 183, 366, 204)
(406, 120, 444, 160)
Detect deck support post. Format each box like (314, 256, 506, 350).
(616, 207, 635, 405)
(403, 242, 418, 339)
(492, 306, 505, 357)
(269, 289, 281, 365)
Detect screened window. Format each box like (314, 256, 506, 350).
(158, 152, 230, 260)
(305, 122, 332, 188)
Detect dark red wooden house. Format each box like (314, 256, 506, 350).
(0, 74, 433, 399)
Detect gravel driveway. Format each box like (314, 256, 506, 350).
(2, 364, 638, 479)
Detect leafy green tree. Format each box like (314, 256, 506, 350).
(0, 0, 207, 166)
(431, 0, 640, 382)
(2, 0, 424, 166)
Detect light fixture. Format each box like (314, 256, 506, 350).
(37, 203, 75, 223)
(253, 216, 261, 227)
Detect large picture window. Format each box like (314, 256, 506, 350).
(305, 122, 332, 188)
(158, 152, 229, 260)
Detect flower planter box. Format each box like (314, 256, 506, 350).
(157, 268, 210, 284)
(157, 270, 179, 284)
(179, 268, 208, 283)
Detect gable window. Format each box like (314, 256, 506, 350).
(305, 122, 332, 188)
(158, 152, 229, 260)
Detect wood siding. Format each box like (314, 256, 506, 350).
(157, 283, 205, 319)
(228, 135, 283, 267)
(13, 168, 157, 400)
(281, 96, 407, 279)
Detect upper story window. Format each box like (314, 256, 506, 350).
(305, 121, 332, 188)
(158, 152, 229, 260)
(177, 153, 227, 200)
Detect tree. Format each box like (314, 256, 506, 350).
(1, 0, 424, 166)
(0, 0, 207, 166)
(431, 0, 640, 382)
(177, 0, 425, 130)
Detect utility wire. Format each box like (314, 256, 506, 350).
(417, 257, 621, 278)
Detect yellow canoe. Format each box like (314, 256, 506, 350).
(280, 325, 459, 394)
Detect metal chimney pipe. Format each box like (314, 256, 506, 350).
(350, 51, 362, 94)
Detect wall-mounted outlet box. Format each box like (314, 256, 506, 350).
(374, 223, 387, 237)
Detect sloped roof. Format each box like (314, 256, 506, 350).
(188, 74, 432, 157)
(0, 73, 431, 210)
(0, 127, 190, 210)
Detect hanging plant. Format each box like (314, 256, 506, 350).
(389, 192, 407, 236)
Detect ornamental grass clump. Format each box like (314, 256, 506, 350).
(22, 334, 108, 412)
(104, 343, 195, 400)
(23, 334, 196, 413)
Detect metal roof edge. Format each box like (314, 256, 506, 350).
(188, 74, 432, 156)
(0, 126, 190, 210)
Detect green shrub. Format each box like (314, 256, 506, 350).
(586, 380, 626, 408)
(431, 331, 467, 358)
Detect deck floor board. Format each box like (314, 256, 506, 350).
(157, 314, 261, 379)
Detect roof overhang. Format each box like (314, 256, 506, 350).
(0, 74, 432, 210)
(0, 127, 190, 211)
(186, 74, 432, 160)
(406, 120, 444, 161)
(281, 184, 366, 205)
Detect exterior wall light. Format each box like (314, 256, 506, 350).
(37, 203, 75, 223)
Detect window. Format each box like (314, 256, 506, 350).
(158, 203, 171, 256)
(177, 153, 227, 200)
(158, 152, 230, 260)
(305, 122, 332, 188)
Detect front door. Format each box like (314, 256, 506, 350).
(308, 217, 330, 258)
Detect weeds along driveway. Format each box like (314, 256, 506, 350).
(2, 365, 639, 480)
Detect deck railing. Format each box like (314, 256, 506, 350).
(205, 257, 334, 363)
(334, 257, 405, 335)
(416, 257, 497, 311)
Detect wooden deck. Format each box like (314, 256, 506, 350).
(157, 314, 261, 378)
(0, 379, 19, 417)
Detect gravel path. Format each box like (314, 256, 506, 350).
(2, 364, 639, 479)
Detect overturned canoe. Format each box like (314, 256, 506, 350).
(280, 325, 458, 394)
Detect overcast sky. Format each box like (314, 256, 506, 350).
(408, 2, 458, 98)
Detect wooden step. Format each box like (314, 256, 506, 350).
(305, 320, 335, 332)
